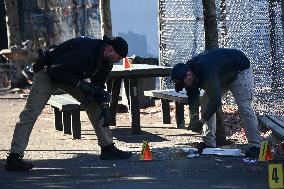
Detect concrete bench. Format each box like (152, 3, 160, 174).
(47, 94, 84, 139)
(258, 114, 284, 140)
(144, 89, 189, 128)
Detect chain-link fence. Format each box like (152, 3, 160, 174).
(158, 0, 284, 115)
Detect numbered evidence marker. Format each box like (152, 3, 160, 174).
(268, 163, 283, 189)
(259, 141, 273, 161)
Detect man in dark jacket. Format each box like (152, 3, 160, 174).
(171, 48, 261, 157)
(5, 36, 132, 171)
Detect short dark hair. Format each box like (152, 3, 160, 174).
(171, 63, 190, 92)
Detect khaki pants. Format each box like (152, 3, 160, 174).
(201, 67, 261, 147)
(10, 71, 113, 157)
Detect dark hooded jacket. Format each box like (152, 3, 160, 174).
(186, 48, 250, 121)
(45, 37, 112, 89)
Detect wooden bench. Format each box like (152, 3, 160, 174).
(144, 89, 189, 128)
(47, 94, 84, 139)
(258, 114, 284, 140)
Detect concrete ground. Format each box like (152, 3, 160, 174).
(0, 98, 269, 189)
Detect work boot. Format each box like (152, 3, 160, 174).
(100, 144, 132, 160)
(244, 146, 260, 158)
(5, 153, 33, 171)
(197, 142, 213, 155)
(188, 124, 203, 133)
(216, 138, 235, 147)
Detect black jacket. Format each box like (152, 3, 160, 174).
(46, 37, 112, 88)
(186, 48, 250, 121)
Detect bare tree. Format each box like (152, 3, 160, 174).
(202, 0, 227, 144)
(202, 0, 218, 49)
(72, 0, 80, 37)
(219, 0, 228, 47)
(268, 0, 278, 89)
(4, 0, 21, 47)
(0, 0, 8, 51)
(99, 0, 112, 38)
(281, 0, 284, 37)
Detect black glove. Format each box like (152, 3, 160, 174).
(189, 113, 199, 123)
(78, 81, 110, 106)
(77, 81, 94, 95)
(188, 114, 204, 133)
(100, 104, 111, 127)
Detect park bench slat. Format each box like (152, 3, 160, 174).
(144, 89, 192, 128)
(47, 94, 83, 139)
(144, 89, 188, 103)
(266, 115, 284, 130)
(258, 115, 284, 138)
(276, 115, 284, 122)
(144, 89, 205, 128)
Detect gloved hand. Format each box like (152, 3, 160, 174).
(189, 113, 199, 123)
(188, 114, 204, 133)
(77, 81, 94, 95)
(100, 104, 111, 127)
(78, 81, 110, 107)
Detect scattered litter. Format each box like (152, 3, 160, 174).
(215, 158, 223, 162)
(181, 147, 199, 158)
(188, 153, 199, 158)
(243, 158, 257, 164)
(171, 148, 199, 158)
(202, 148, 241, 156)
(113, 164, 116, 167)
(224, 165, 233, 168)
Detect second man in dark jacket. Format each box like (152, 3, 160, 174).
(171, 48, 261, 157)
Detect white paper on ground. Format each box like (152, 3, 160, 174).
(181, 147, 198, 153)
(181, 148, 199, 157)
(202, 148, 242, 156)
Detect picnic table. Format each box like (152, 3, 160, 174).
(108, 64, 172, 134)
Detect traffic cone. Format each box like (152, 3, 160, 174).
(123, 57, 132, 69)
(258, 141, 273, 161)
(265, 144, 273, 161)
(140, 141, 152, 160)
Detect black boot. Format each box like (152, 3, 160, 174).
(197, 142, 213, 155)
(245, 146, 260, 158)
(5, 153, 33, 171)
(100, 144, 132, 160)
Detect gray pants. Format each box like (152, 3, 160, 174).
(201, 67, 261, 147)
(10, 71, 113, 157)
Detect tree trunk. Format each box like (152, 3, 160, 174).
(219, 0, 228, 47)
(0, 0, 8, 50)
(202, 0, 226, 144)
(72, 0, 80, 37)
(4, 0, 21, 47)
(268, 0, 278, 89)
(281, 0, 284, 37)
(99, 0, 112, 38)
(202, 0, 218, 49)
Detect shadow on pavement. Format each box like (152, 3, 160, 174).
(111, 127, 169, 143)
(0, 148, 268, 189)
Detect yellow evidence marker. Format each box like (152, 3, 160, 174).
(259, 141, 273, 161)
(268, 163, 283, 189)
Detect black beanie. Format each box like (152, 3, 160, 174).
(103, 36, 128, 58)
